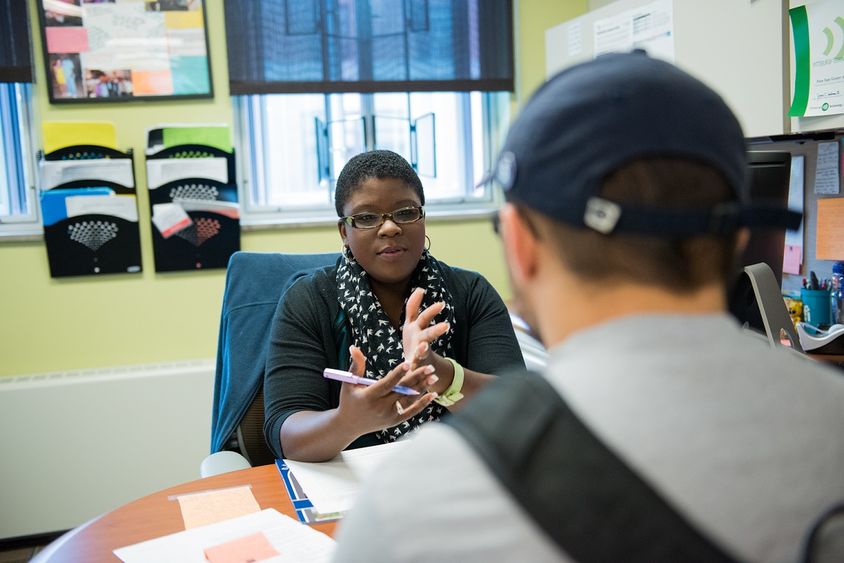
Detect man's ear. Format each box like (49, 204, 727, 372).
(735, 227, 750, 256)
(499, 203, 539, 287)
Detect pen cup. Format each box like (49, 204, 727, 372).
(801, 288, 832, 329)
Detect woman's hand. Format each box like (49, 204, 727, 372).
(336, 345, 439, 436)
(402, 288, 450, 370)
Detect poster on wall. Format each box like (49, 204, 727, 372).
(788, 0, 844, 117)
(38, 0, 213, 104)
(592, 0, 674, 63)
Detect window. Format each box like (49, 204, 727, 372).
(225, 0, 514, 226)
(235, 90, 508, 226)
(225, 1, 514, 94)
(0, 82, 37, 237)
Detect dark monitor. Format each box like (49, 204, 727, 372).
(728, 151, 794, 331)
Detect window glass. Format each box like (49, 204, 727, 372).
(258, 93, 328, 208)
(0, 83, 37, 236)
(237, 90, 507, 224)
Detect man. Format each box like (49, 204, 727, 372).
(333, 52, 844, 562)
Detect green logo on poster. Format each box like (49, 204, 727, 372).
(822, 17, 844, 59)
(822, 102, 830, 111)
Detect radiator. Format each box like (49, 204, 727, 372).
(0, 360, 215, 540)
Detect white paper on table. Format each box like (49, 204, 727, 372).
(815, 141, 840, 195)
(66, 194, 138, 222)
(40, 159, 134, 190)
(283, 440, 410, 515)
(146, 157, 228, 189)
(113, 508, 336, 563)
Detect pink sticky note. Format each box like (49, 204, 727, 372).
(45, 27, 89, 53)
(783, 244, 802, 275)
(203, 532, 279, 563)
(177, 486, 261, 530)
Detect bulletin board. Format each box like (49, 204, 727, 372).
(37, 0, 213, 104)
(759, 135, 844, 294)
(545, 0, 789, 138)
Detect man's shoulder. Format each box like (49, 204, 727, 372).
(335, 422, 566, 562)
(731, 329, 844, 389)
(365, 424, 528, 527)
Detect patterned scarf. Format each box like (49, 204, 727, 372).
(337, 246, 456, 443)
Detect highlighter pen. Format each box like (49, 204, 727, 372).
(323, 368, 420, 396)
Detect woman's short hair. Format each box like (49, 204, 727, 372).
(334, 150, 425, 216)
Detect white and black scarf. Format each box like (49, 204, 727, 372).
(337, 246, 456, 443)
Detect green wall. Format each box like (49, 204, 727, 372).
(517, 1, 588, 104)
(0, 0, 586, 377)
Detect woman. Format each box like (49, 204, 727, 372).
(264, 150, 524, 461)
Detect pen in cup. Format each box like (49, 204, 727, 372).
(323, 368, 420, 396)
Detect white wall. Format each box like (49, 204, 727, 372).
(0, 361, 214, 539)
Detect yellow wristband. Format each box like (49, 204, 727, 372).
(434, 357, 464, 407)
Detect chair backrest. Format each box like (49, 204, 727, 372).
(210, 251, 339, 464)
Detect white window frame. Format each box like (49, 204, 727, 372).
(233, 91, 509, 229)
(0, 83, 40, 239)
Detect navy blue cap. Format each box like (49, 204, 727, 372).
(490, 51, 800, 235)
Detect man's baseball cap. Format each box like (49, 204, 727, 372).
(486, 51, 800, 235)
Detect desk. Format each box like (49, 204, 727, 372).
(807, 353, 844, 369)
(39, 465, 336, 563)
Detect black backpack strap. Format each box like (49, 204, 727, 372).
(445, 371, 741, 563)
(800, 501, 844, 563)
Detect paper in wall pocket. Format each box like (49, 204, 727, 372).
(66, 194, 138, 222)
(40, 159, 135, 191)
(40, 187, 114, 226)
(152, 203, 192, 239)
(179, 199, 240, 219)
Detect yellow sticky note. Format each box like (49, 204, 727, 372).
(43, 122, 117, 156)
(176, 485, 261, 530)
(204, 532, 279, 563)
(165, 10, 203, 29)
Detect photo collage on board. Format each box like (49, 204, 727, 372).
(42, 0, 209, 102)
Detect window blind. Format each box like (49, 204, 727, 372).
(225, 0, 514, 94)
(0, 0, 33, 83)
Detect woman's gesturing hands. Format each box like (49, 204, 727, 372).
(336, 288, 451, 436)
(336, 345, 439, 435)
(402, 288, 450, 370)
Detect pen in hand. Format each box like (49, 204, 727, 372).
(323, 368, 420, 396)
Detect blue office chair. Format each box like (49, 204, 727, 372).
(200, 250, 550, 476)
(202, 251, 339, 477)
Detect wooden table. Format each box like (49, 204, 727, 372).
(37, 465, 336, 562)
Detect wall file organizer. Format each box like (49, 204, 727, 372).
(146, 143, 240, 272)
(39, 145, 142, 278)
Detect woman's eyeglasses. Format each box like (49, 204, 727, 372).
(340, 206, 425, 230)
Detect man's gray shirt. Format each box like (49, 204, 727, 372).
(334, 314, 844, 562)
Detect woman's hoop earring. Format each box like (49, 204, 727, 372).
(425, 235, 432, 251)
